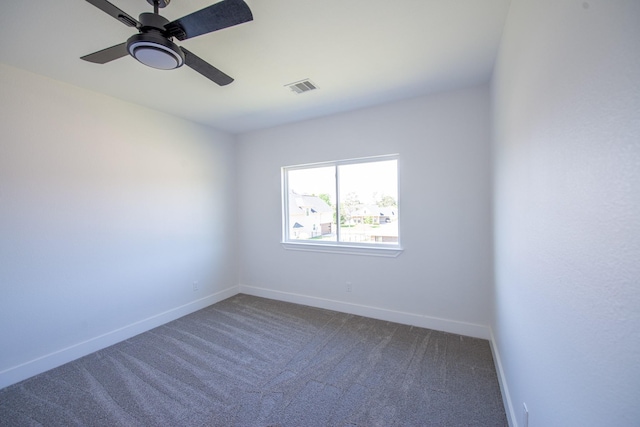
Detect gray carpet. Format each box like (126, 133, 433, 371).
(0, 294, 507, 426)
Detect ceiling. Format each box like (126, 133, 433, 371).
(0, 0, 510, 134)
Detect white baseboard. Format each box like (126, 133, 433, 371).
(489, 329, 517, 427)
(239, 284, 491, 340)
(0, 286, 240, 389)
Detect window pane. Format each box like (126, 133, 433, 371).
(338, 160, 398, 244)
(287, 166, 337, 241)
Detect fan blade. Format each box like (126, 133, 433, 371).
(181, 47, 234, 86)
(81, 43, 129, 64)
(165, 0, 253, 41)
(85, 0, 140, 28)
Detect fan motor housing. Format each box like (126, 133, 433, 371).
(127, 33, 185, 70)
(138, 12, 170, 30)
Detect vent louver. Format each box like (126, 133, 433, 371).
(285, 79, 318, 94)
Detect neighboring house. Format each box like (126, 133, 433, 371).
(365, 222, 399, 243)
(289, 192, 333, 239)
(351, 205, 398, 225)
(342, 205, 399, 243)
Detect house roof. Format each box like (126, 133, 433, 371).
(289, 193, 333, 216)
(352, 205, 397, 218)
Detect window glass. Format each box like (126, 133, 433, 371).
(287, 166, 336, 241)
(283, 156, 399, 249)
(338, 160, 398, 243)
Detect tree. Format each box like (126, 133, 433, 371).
(377, 194, 397, 207)
(318, 193, 332, 207)
(340, 192, 360, 225)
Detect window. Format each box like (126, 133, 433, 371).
(282, 155, 402, 257)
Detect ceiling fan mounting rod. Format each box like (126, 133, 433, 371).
(147, 0, 170, 12)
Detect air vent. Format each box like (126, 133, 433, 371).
(285, 79, 318, 94)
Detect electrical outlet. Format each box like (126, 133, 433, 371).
(346, 281, 352, 292)
(523, 403, 529, 427)
(193, 281, 199, 291)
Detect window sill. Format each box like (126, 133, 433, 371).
(281, 242, 403, 257)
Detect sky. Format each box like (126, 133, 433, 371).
(287, 159, 397, 205)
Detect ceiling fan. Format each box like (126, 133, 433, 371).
(81, 0, 253, 86)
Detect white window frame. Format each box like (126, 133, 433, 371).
(281, 154, 403, 257)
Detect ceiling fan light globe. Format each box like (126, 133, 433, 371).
(126, 34, 184, 70)
(132, 46, 179, 69)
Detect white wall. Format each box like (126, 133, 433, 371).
(236, 85, 494, 337)
(492, 1, 640, 426)
(0, 64, 238, 388)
